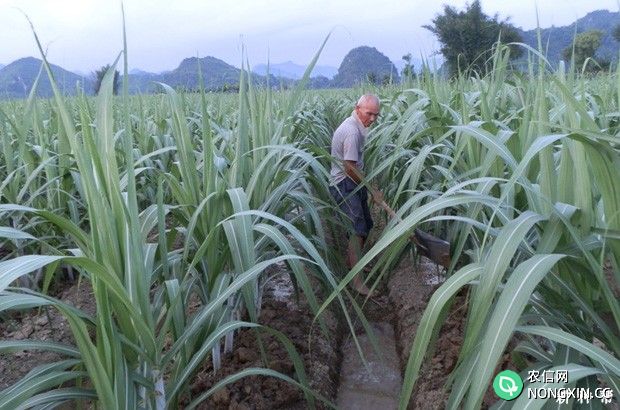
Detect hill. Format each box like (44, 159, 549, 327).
(253, 61, 338, 79)
(123, 71, 161, 94)
(125, 57, 277, 93)
(0, 57, 92, 99)
(332, 46, 400, 87)
(0, 56, 279, 99)
(160, 56, 243, 91)
(129, 68, 154, 76)
(517, 10, 619, 66)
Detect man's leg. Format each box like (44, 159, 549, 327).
(349, 186, 374, 294)
(331, 180, 373, 295)
(348, 234, 371, 295)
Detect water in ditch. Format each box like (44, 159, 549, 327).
(336, 321, 403, 409)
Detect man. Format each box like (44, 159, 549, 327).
(329, 94, 384, 296)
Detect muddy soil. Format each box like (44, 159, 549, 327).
(388, 253, 517, 409)
(388, 254, 460, 409)
(186, 272, 342, 409)
(0, 272, 343, 409)
(0, 280, 94, 390)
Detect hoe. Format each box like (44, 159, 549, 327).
(378, 199, 451, 269)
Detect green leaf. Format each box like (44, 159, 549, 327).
(467, 254, 565, 409)
(0, 256, 63, 291)
(0, 227, 35, 240)
(515, 326, 620, 375)
(399, 263, 483, 409)
(513, 364, 602, 410)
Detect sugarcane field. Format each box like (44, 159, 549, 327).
(0, 1, 619, 409)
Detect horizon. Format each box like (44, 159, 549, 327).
(1, 1, 618, 74)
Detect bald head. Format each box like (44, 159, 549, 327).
(357, 94, 379, 107)
(355, 94, 380, 128)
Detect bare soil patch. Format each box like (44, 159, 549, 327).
(186, 272, 343, 409)
(388, 254, 470, 409)
(0, 280, 94, 390)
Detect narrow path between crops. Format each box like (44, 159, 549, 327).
(336, 321, 402, 409)
(334, 253, 454, 410)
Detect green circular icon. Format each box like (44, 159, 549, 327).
(493, 370, 523, 400)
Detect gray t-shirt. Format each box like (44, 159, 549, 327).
(330, 111, 369, 185)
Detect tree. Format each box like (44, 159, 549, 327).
(366, 72, 378, 84)
(613, 24, 620, 42)
(93, 64, 120, 95)
(401, 53, 415, 82)
(423, 0, 522, 76)
(307, 75, 331, 89)
(562, 30, 603, 71)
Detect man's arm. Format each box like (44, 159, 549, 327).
(343, 160, 362, 184)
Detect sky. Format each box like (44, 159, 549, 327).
(1, 0, 618, 74)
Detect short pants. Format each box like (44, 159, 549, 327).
(329, 178, 373, 238)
